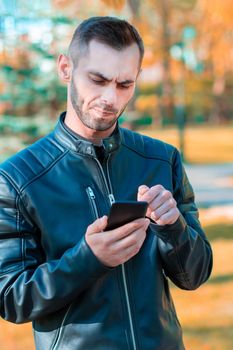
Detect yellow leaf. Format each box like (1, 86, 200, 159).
(100, 0, 126, 11)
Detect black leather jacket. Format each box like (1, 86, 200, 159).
(0, 113, 212, 350)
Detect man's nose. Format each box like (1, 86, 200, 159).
(101, 86, 117, 106)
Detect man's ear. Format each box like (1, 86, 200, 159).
(57, 54, 72, 82)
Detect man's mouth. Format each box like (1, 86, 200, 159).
(93, 107, 116, 116)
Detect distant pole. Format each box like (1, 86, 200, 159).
(170, 26, 198, 163)
(175, 103, 185, 162)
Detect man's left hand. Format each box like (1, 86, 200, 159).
(137, 184, 180, 226)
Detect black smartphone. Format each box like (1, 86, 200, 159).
(105, 201, 148, 231)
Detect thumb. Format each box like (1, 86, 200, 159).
(137, 184, 149, 200)
(86, 216, 108, 235)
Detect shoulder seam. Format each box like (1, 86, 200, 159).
(0, 150, 70, 193)
(0, 170, 21, 195)
(121, 142, 173, 165)
(120, 127, 176, 165)
(21, 149, 70, 192)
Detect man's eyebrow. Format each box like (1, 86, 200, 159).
(117, 79, 135, 85)
(89, 71, 111, 82)
(89, 71, 134, 84)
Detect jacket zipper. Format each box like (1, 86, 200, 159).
(93, 156, 116, 206)
(94, 155, 138, 350)
(51, 304, 73, 350)
(121, 264, 137, 350)
(86, 187, 99, 219)
(54, 187, 99, 350)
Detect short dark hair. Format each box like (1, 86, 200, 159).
(68, 16, 144, 68)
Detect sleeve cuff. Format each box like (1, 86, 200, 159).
(71, 236, 113, 281)
(149, 214, 187, 242)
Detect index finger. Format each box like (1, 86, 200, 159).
(138, 185, 164, 204)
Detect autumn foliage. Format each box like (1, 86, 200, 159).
(0, 0, 232, 124)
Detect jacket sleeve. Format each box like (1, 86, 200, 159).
(0, 173, 110, 324)
(150, 149, 213, 290)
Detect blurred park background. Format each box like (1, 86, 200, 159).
(0, 0, 233, 349)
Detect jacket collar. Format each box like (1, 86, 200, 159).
(53, 112, 121, 157)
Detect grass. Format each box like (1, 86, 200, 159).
(201, 223, 233, 241)
(171, 218, 233, 350)
(139, 124, 233, 164)
(0, 124, 233, 164)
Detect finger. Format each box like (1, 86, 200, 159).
(114, 218, 149, 246)
(150, 194, 176, 216)
(150, 192, 177, 222)
(113, 226, 147, 251)
(98, 222, 149, 267)
(114, 235, 145, 264)
(151, 207, 168, 222)
(138, 185, 163, 204)
(86, 216, 108, 235)
(137, 185, 149, 200)
(150, 203, 173, 222)
(154, 208, 180, 226)
(106, 218, 150, 243)
(123, 236, 146, 261)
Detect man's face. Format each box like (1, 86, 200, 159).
(69, 40, 141, 133)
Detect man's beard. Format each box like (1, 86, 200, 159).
(70, 78, 126, 132)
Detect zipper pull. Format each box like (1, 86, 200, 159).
(87, 187, 95, 199)
(109, 193, 115, 205)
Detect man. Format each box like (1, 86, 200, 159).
(0, 16, 212, 350)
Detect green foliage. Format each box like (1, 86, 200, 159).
(0, 7, 72, 118)
(204, 223, 233, 242)
(0, 0, 232, 125)
(1, 58, 66, 116)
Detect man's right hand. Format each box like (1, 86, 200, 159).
(85, 216, 150, 267)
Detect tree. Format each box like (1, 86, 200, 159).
(1, 0, 232, 124)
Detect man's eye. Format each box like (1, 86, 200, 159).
(118, 84, 131, 90)
(91, 79, 105, 85)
